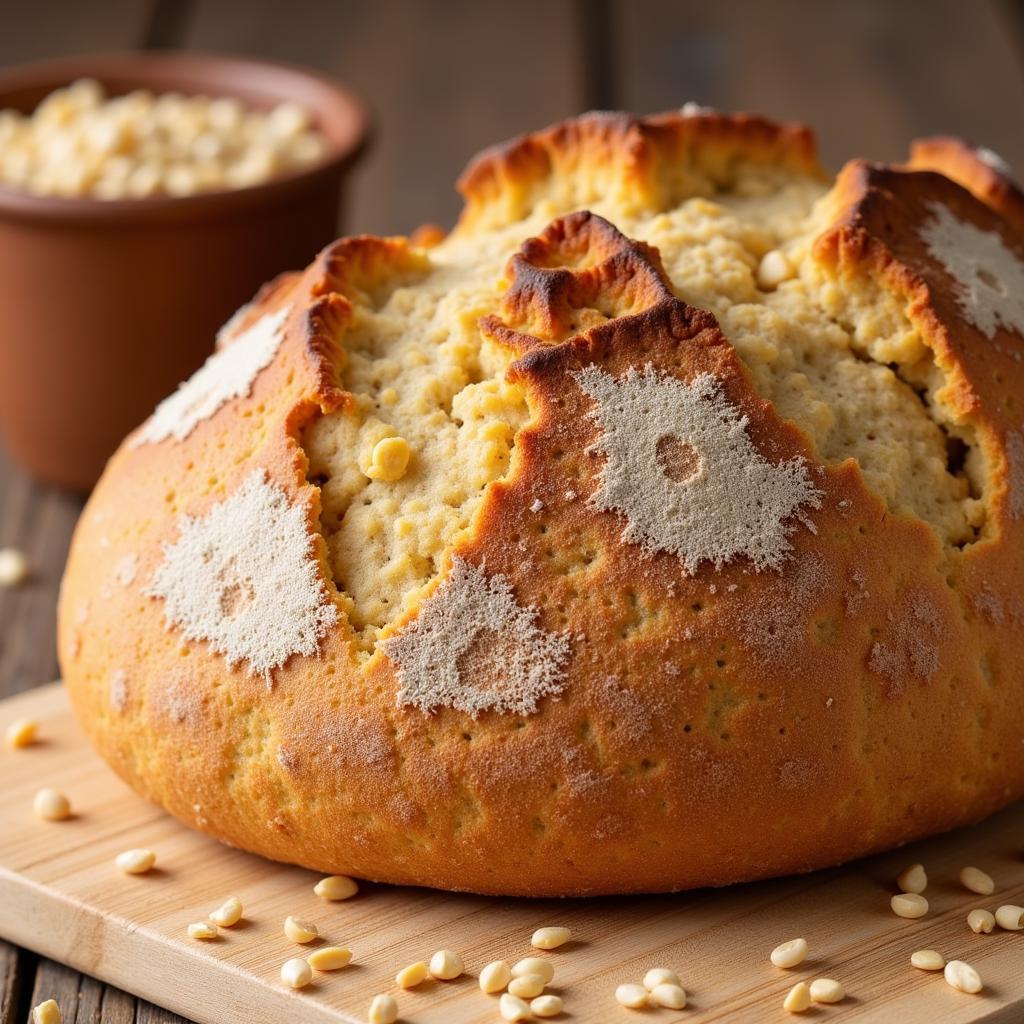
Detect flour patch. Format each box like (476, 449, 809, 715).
(381, 556, 570, 717)
(576, 364, 821, 573)
(215, 301, 255, 349)
(109, 669, 129, 713)
(974, 584, 1005, 625)
(133, 306, 289, 446)
(921, 201, 1024, 339)
(975, 146, 1012, 176)
(868, 593, 943, 695)
(114, 553, 137, 586)
(145, 470, 338, 679)
(738, 554, 829, 662)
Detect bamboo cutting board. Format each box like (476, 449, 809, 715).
(1, 684, 1023, 1024)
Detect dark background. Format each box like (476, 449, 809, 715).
(2, 1, 1024, 1020)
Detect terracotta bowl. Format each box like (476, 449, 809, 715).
(0, 52, 368, 491)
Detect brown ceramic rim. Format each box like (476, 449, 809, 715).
(0, 51, 370, 224)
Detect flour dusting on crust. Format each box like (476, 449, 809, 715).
(576, 364, 821, 573)
(114, 553, 137, 586)
(975, 146, 1012, 176)
(133, 307, 289, 446)
(109, 669, 129, 713)
(145, 470, 338, 679)
(920, 201, 1024, 338)
(215, 301, 255, 348)
(869, 593, 943, 695)
(381, 556, 570, 717)
(739, 555, 829, 661)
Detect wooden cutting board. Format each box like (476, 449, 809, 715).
(1, 683, 1023, 1024)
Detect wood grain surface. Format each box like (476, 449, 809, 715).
(3, 684, 1024, 1024)
(2, 2, 1024, 1020)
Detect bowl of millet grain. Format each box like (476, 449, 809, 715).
(0, 52, 367, 490)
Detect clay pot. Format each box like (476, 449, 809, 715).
(0, 52, 367, 491)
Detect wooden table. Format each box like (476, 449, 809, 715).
(2, 2, 1023, 1020)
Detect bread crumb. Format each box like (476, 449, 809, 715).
(576, 365, 821, 574)
(381, 556, 570, 717)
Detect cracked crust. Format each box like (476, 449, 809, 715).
(907, 136, 1024, 236)
(456, 108, 824, 232)
(58, 110, 1024, 896)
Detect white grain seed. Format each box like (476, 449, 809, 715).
(960, 866, 995, 895)
(967, 908, 995, 934)
(512, 958, 554, 984)
(532, 926, 571, 950)
(911, 949, 946, 971)
(995, 904, 1024, 930)
(281, 957, 312, 989)
(531, 994, 563, 1017)
(500, 993, 533, 1021)
(770, 937, 808, 968)
(783, 982, 812, 1013)
(33, 788, 70, 821)
(756, 249, 795, 290)
(480, 960, 512, 993)
(651, 982, 687, 1009)
(209, 896, 243, 927)
(0, 547, 29, 587)
(307, 946, 352, 971)
(891, 893, 929, 919)
(809, 978, 845, 1003)
(944, 959, 983, 994)
(615, 983, 648, 1008)
(5, 717, 38, 748)
(896, 863, 927, 894)
(32, 999, 61, 1024)
(428, 948, 463, 980)
(508, 974, 545, 998)
(368, 994, 397, 1024)
(313, 874, 358, 901)
(283, 916, 318, 944)
(643, 967, 681, 990)
(187, 921, 218, 940)
(114, 848, 156, 874)
(395, 961, 428, 988)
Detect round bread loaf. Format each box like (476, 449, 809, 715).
(58, 109, 1024, 896)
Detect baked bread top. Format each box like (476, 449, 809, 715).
(58, 109, 1024, 896)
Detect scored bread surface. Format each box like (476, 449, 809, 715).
(58, 109, 1024, 896)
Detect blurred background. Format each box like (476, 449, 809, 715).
(7, 0, 1024, 236)
(0, 0, 1023, 1017)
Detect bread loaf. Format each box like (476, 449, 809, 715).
(58, 109, 1024, 895)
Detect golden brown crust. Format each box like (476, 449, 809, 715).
(816, 160, 1023, 516)
(484, 210, 674, 350)
(58, 113, 1024, 896)
(908, 136, 1024, 236)
(456, 108, 825, 232)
